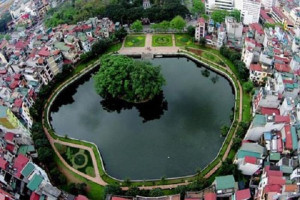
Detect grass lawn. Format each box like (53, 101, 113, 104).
(152, 34, 173, 47)
(54, 155, 104, 200)
(55, 143, 96, 177)
(175, 34, 193, 47)
(124, 35, 146, 47)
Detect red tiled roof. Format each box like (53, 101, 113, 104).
(244, 156, 257, 164)
(4, 132, 14, 142)
(265, 166, 283, 177)
(274, 56, 290, 64)
(111, 197, 130, 200)
(0, 70, 7, 75)
(197, 17, 205, 24)
(52, 49, 60, 55)
(283, 79, 294, 84)
(260, 10, 275, 24)
(250, 63, 262, 71)
(13, 154, 29, 178)
(277, 136, 283, 153)
(29, 89, 34, 97)
(15, 40, 26, 50)
(6, 144, 14, 153)
(235, 189, 251, 200)
(264, 184, 282, 193)
(268, 176, 286, 185)
(38, 47, 50, 57)
(283, 184, 298, 192)
(275, 115, 290, 123)
(261, 107, 280, 115)
(63, 59, 72, 64)
(29, 48, 37, 58)
(30, 192, 40, 200)
(37, 58, 44, 64)
(21, 13, 30, 20)
(9, 80, 19, 90)
(275, 63, 291, 73)
(0, 188, 14, 200)
(14, 74, 21, 80)
(0, 157, 8, 170)
(285, 125, 293, 150)
(14, 98, 23, 108)
(250, 23, 264, 35)
(204, 193, 216, 200)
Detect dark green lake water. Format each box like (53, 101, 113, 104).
(50, 57, 235, 180)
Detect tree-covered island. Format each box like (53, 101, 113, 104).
(94, 55, 166, 103)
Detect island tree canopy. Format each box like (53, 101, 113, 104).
(94, 55, 165, 103)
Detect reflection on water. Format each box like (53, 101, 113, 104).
(100, 92, 168, 123)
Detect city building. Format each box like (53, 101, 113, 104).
(205, 0, 234, 13)
(195, 18, 206, 41)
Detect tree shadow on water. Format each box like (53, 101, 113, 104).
(100, 92, 168, 123)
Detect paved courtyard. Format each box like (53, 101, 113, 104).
(118, 34, 180, 55)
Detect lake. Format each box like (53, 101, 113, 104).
(50, 57, 235, 180)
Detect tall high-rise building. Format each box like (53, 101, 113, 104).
(261, 0, 276, 9)
(235, 0, 262, 25)
(205, 0, 234, 14)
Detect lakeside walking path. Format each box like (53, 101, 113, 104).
(42, 38, 244, 190)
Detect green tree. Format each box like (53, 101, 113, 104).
(192, 0, 205, 15)
(37, 147, 53, 163)
(114, 27, 128, 41)
(159, 20, 170, 32)
(187, 25, 195, 36)
(149, 188, 164, 197)
(220, 125, 229, 137)
(125, 186, 140, 196)
(199, 37, 206, 47)
(243, 81, 254, 93)
(124, 178, 131, 186)
(104, 185, 122, 196)
(170, 15, 186, 31)
(232, 137, 242, 151)
(130, 20, 143, 32)
(230, 9, 241, 22)
(94, 55, 165, 103)
(160, 176, 167, 184)
(34, 138, 50, 148)
(211, 10, 228, 23)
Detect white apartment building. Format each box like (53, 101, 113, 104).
(290, 7, 300, 27)
(235, 0, 262, 25)
(205, 0, 234, 13)
(195, 18, 206, 41)
(261, 0, 276, 9)
(225, 16, 243, 38)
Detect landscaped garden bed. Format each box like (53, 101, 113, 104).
(152, 34, 173, 47)
(124, 35, 146, 47)
(54, 143, 95, 177)
(175, 34, 193, 46)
